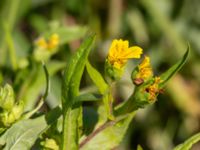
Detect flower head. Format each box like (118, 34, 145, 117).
(47, 33, 60, 50)
(132, 56, 153, 85)
(137, 56, 153, 80)
(35, 37, 48, 49)
(34, 33, 60, 61)
(108, 39, 143, 69)
(145, 77, 162, 102)
(35, 33, 60, 51)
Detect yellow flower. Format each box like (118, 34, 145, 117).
(35, 37, 48, 49)
(35, 33, 60, 50)
(137, 56, 153, 80)
(146, 77, 162, 101)
(47, 33, 60, 50)
(108, 39, 143, 69)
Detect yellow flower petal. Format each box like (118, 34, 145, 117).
(146, 77, 161, 101)
(125, 46, 143, 58)
(48, 33, 60, 50)
(136, 56, 153, 80)
(107, 39, 143, 69)
(35, 37, 48, 49)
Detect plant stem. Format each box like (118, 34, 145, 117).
(62, 106, 80, 150)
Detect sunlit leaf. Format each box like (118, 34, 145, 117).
(86, 62, 108, 94)
(86, 61, 114, 120)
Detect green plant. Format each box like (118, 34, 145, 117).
(0, 31, 197, 150)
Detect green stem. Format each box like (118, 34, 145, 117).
(62, 106, 80, 150)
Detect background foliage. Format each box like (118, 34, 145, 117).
(0, 0, 200, 149)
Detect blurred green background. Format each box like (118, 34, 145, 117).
(0, 0, 200, 149)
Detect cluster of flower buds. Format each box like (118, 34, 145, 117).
(0, 84, 24, 128)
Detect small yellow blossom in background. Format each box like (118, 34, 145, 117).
(35, 33, 60, 50)
(35, 37, 48, 49)
(47, 33, 60, 50)
(34, 33, 60, 61)
(108, 39, 143, 69)
(137, 56, 153, 80)
(146, 77, 162, 101)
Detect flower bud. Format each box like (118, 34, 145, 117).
(0, 102, 23, 127)
(0, 84, 15, 111)
(105, 59, 123, 81)
(132, 56, 153, 85)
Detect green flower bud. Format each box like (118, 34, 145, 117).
(105, 59, 124, 81)
(0, 84, 15, 111)
(131, 56, 153, 86)
(116, 77, 162, 115)
(11, 102, 24, 121)
(0, 102, 24, 127)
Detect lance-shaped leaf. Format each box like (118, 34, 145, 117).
(173, 132, 200, 150)
(86, 62, 108, 94)
(62, 34, 95, 150)
(62, 34, 96, 104)
(86, 62, 114, 120)
(0, 107, 61, 150)
(159, 46, 189, 88)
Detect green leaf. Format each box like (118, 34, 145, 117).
(62, 34, 96, 103)
(173, 132, 200, 150)
(74, 93, 102, 102)
(62, 34, 95, 150)
(86, 61, 114, 120)
(159, 46, 189, 88)
(80, 112, 135, 150)
(22, 64, 50, 119)
(0, 107, 61, 150)
(21, 60, 66, 111)
(86, 62, 108, 94)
